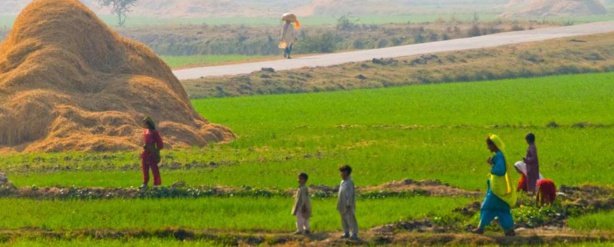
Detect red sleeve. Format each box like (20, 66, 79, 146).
(517, 174, 527, 192)
(155, 131, 164, 150)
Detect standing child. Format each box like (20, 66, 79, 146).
(292, 173, 312, 235)
(523, 133, 540, 193)
(337, 165, 358, 240)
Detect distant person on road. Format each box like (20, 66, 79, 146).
(536, 178, 556, 207)
(337, 164, 358, 240)
(280, 13, 300, 59)
(292, 172, 312, 235)
(522, 133, 540, 193)
(514, 161, 543, 193)
(473, 134, 517, 236)
(140, 116, 164, 189)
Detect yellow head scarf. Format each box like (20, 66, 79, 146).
(488, 134, 506, 154)
(488, 134, 517, 207)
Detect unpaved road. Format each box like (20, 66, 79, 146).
(173, 21, 614, 80)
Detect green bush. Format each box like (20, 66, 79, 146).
(298, 30, 340, 53)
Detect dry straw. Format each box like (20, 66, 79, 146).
(0, 0, 234, 152)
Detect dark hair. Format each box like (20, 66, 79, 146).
(486, 138, 495, 146)
(339, 164, 352, 175)
(298, 172, 308, 180)
(526, 133, 536, 143)
(143, 116, 156, 130)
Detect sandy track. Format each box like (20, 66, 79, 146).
(173, 21, 614, 80)
(0, 227, 611, 246)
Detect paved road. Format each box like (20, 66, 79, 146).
(173, 21, 614, 80)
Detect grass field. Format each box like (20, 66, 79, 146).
(5, 73, 613, 190)
(0, 197, 469, 231)
(0, 73, 613, 245)
(569, 210, 614, 231)
(161, 55, 268, 68)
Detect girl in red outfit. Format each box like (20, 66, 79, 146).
(536, 179, 556, 206)
(140, 117, 164, 189)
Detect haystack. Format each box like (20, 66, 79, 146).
(0, 0, 234, 152)
(503, 0, 607, 18)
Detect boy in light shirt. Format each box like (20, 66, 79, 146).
(292, 173, 312, 235)
(337, 165, 358, 240)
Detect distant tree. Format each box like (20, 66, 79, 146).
(336, 14, 360, 31)
(97, 0, 137, 26)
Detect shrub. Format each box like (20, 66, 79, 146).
(299, 31, 339, 53)
(336, 14, 360, 31)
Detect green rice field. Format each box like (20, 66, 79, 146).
(3, 73, 613, 190)
(0, 72, 612, 245)
(0, 197, 470, 231)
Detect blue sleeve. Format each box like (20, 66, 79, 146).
(491, 152, 506, 176)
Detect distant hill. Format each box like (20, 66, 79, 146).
(0, 0, 507, 17)
(0, 0, 609, 19)
(503, 0, 608, 18)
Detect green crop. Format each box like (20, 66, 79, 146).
(0, 197, 469, 231)
(2, 73, 613, 190)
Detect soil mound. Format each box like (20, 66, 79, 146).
(363, 179, 481, 197)
(503, 0, 608, 18)
(0, 0, 234, 152)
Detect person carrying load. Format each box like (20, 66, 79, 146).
(280, 13, 300, 59)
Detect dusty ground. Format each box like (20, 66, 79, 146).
(0, 228, 612, 246)
(0, 221, 611, 246)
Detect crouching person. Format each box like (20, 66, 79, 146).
(536, 178, 556, 207)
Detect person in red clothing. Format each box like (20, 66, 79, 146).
(515, 162, 556, 206)
(140, 116, 164, 189)
(514, 161, 543, 193)
(514, 161, 529, 193)
(536, 179, 556, 206)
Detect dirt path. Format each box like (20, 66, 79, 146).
(172, 21, 614, 80)
(0, 227, 611, 246)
